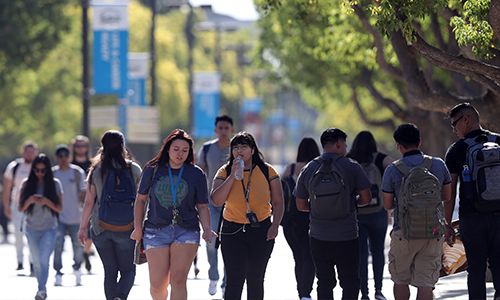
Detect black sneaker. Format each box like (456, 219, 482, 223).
(16, 263, 23, 271)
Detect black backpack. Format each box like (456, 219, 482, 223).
(309, 156, 351, 220)
(280, 163, 298, 227)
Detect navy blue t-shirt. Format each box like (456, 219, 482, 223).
(138, 163, 208, 231)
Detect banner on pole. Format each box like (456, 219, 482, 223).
(192, 72, 220, 139)
(92, 2, 129, 98)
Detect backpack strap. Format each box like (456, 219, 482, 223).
(374, 153, 385, 175)
(202, 143, 211, 169)
(290, 163, 296, 182)
(394, 155, 433, 176)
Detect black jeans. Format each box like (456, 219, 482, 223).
(283, 212, 315, 298)
(310, 236, 360, 300)
(221, 217, 274, 300)
(460, 212, 500, 299)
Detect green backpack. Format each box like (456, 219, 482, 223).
(394, 156, 445, 240)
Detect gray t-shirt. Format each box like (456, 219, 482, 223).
(294, 152, 371, 242)
(197, 139, 230, 194)
(21, 178, 63, 231)
(89, 161, 142, 236)
(4, 159, 32, 204)
(381, 150, 451, 231)
(53, 164, 86, 225)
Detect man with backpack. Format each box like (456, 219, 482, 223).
(294, 128, 372, 300)
(444, 102, 500, 299)
(197, 115, 234, 296)
(3, 141, 38, 271)
(52, 145, 86, 286)
(382, 123, 451, 300)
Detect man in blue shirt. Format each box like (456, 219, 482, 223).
(382, 123, 451, 300)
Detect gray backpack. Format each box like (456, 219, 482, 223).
(309, 156, 351, 220)
(464, 133, 500, 212)
(394, 156, 445, 240)
(358, 153, 384, 215)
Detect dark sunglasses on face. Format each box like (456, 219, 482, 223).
(34, 167, 47, 174)
(75, 144, 87, 148)
(57, 154, 69, 159)
(451, 115, 464, 130)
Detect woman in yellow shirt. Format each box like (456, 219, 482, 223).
(211, 131, 284, 300)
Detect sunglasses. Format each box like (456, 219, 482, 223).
(33, 167, 47, 174)
(57, 153, 69, 159)
(75, 144, 87, 148)
(451, 115, 464, 130)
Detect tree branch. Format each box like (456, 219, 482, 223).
(411, 34, 500, 96)
(350, 86, 396, 130)
(352, 4, 403, 81)
(489, 0, 500, 43)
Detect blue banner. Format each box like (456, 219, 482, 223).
(92, 4, 129, 98)
(192, 72, 221, 138)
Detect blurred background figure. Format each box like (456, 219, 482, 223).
(3, 141, 38, 272)
(52, 145, 86, 287)
(19, 153, 63, 300)
(280, 137, 320, 300)
(70, 135, 94, 273)
(347, 131, 394, 300)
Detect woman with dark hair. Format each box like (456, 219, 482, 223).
(347, 131, 394, 300)
(211, 131, 284, 300)
(70, 134, 94, 272)
(19, 154, 63, 300)
(130, 129, 216, 300)
(78, 130, 142, 300)
(280, 137, 320, 300)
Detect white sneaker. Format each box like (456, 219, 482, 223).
(35, 290, 47, 300)
(54, 274, 62, 286)
(208, 280, 217, 296)
(74, 269, 82, 286)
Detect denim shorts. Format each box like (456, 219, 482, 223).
(143, 225, 200, 251)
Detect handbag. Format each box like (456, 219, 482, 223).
(134, 165, 158, 265)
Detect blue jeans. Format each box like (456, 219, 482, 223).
(358, 209, 388, 296)
(53, 222, 84, 273)
(310, 237, 361, 300)
(91, 228, 136, 300)
(25, 226, 58, 292)
(206, 201, 226, 285)
(460, 212, 500, 299)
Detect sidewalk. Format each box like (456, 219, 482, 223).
(0, 225, 496, 300)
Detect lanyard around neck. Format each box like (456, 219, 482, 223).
(168, 163, 185, 206)
(240, 164, 254, 205)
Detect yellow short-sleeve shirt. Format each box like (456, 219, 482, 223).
(215, 163, 279, 224)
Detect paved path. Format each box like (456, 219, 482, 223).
(0, 225, 496, 300)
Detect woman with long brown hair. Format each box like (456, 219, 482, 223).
(78, 130, 142, 300)
(130, 129, 216, 300)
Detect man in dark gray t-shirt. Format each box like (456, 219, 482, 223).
(197, 115, 234, 296)
(294, 128, 371, 300)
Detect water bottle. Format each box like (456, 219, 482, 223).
(234, 155, 244, 180)
(462, 165, 474, 200)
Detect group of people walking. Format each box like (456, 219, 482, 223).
(2, 102, 500, 300)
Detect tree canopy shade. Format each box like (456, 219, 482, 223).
(256, 0, 500, 156)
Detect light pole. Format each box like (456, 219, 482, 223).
(82, 0, 90, 137)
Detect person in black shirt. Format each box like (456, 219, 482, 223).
(444, 102, 500, 300)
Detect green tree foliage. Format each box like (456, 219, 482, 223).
(256, 0, 500, 156)
(0, 1, 264, 164)
(0, 0, 71, 72)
